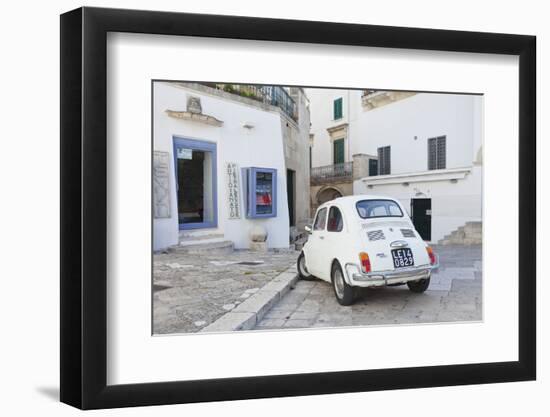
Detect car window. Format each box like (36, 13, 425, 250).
(313, 207, 327, 231)
(356, 199, 403, 218)
(327, 206, 343, 232)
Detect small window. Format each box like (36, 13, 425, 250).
(333, 97, 343, 119)
(327, 206, 344, 232)
(313, 207, 328, 231)
(428, 136, 446, 170)
(377, 146, 391, 175)
(356, 199, 403, 219)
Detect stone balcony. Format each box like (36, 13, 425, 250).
(361, 90, 416, 110)
(310, 162, 353, 186)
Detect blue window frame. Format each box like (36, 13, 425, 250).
(172, 136, 218, 230)
(243, 167, 277, 218)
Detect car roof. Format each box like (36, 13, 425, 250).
(317, 194, 399, 211)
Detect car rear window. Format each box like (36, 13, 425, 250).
(356, 199, 403, 218)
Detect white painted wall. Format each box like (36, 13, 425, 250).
(309, 91, 483, 174)
(308, 88, 362, 166)
(153, 82, 290, 250)
(351, 93, 480, 173)
(353, 166, 482, 243)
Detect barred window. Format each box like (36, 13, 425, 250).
(428, 136, 446, 170)
(377, 146, 391, 175)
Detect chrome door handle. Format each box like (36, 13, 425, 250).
(319, 236, 325, 240)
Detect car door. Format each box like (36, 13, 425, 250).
(321, 205, 345, 278)
(304, 206, 328, 279)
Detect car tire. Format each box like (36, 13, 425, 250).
(407, 277, 431, 293)
(331, 261, 354, 306)
(297, 252, 314, 280)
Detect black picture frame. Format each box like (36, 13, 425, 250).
(60, 6, 536, 410)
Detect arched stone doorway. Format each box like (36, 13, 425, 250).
(316, 186, 343, 206)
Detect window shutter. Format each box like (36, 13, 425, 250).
(377, 146, 391, 175)
(428, 136, 446, 170)
(369, 159, 378, 176)
(437, 136, 446, 169)
(428, 138, 437, 170)
(333, 139, 344, 164)
(333, 98, 343, 119)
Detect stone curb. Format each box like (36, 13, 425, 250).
(200, 266, 298, 333)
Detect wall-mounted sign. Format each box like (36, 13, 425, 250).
(226, 162, 241, 219)
(177, 148, 193, 160)
(153, 151, 171, 218)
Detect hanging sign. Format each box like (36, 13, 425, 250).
(226, 162, 241, 219)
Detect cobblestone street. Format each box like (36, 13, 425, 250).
(153, 249, 298, 334)
(254, 245, 482, 330)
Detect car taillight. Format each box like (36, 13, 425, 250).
(426, 246, 436, 265)
(359, 252, 371, 273)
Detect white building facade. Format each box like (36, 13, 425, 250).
(153, 82, 310, 251)
(308, 89, 483, 244)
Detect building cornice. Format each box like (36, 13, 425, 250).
(361, 167, 473, 186)
(326, 122, 349, 135)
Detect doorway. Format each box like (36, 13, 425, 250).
(286, 169, 295, 227)
(173, 137, 217, 229)
(411, 198, 431, 241)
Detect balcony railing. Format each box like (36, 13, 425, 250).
(199, 83, 298, 121)
(311, 162, 353, 185)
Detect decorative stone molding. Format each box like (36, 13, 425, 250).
(165, 109, 223, 127)
(165, 94, 223, 126)
(187, 95, 202, 114)
(361, 91, 416, 111)
(326, 123, 348, 137)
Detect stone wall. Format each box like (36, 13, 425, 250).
(283, 88, 311, 230)
(310, 181, 353, 215)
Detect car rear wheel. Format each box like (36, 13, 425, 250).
(297, 252, 314, 280)
(407, 277, 431, 293)
(331, 262, 354, 306)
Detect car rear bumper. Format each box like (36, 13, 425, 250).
(345, 256, 439, 287)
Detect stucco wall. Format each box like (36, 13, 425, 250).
(308, 90, 483, 174)
(353, 166, 482, 243)
(153, 82, 290, 251)
(308, 88, 361, 167)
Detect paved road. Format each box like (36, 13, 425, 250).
(254, 245, 482, 330)
(153, 249, 298, 334)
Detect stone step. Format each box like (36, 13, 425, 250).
(174, 240, 234, 255)
(179, 236, 227, 247)
(179, 229, 224, 239)
(438, 221, 483, 245)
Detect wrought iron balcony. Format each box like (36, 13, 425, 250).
(199, 83, 298, 121)
(310, 162, 353, 185)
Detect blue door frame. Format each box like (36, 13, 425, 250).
(173, 136, 218, 230)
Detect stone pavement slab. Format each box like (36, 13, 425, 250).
(153, 248, 298, 334)
(254, 245, 482, 330)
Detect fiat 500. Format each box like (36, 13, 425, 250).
(298, 195, 439, 305)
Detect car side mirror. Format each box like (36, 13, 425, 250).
(304, 225, 312, 234)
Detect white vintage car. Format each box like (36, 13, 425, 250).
(298, 195, 439, 305)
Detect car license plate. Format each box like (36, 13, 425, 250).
(391, 248, 414, 268)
